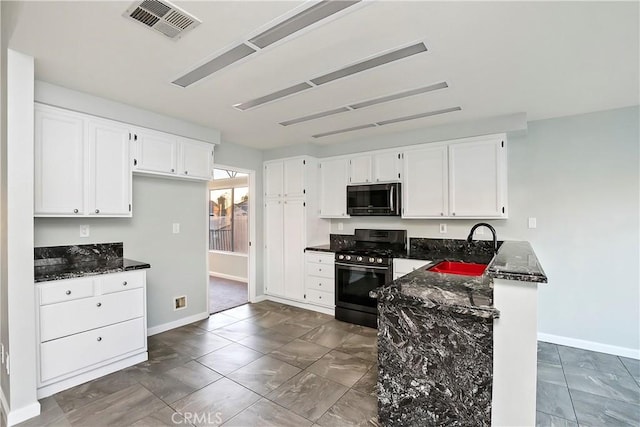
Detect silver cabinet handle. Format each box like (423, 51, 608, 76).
(95, 209, 100, 214)
(73, 209, 79, 214)
(96, 302, 102, 307)
(97, 337, 102, 342)
(122, 281, 128, 286)
(65, 290, 71, 295)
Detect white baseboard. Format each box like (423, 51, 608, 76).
(147, 311, 210, 336)
(0, 388, 41, 427)
(251, 294, 267, 304)
(209, 271, 247, 283)
(263, 295, 335, 316)
(538, 333, 640, 360)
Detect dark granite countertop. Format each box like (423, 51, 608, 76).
(34, 242, 150, 283)
(486, 241, 548, 283)
(372, 238, 547, 319)
(305, 244, 333, 253)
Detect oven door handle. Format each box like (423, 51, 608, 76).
(335, 262, 389, 270)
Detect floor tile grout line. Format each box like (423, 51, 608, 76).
(618, 355, 640, 388)
(558, 348, 581, 424)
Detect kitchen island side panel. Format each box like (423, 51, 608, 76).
(378, 299, 493, 426)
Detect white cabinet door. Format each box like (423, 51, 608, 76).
(283, 158, 305, 198)
(134, 129, 177, 175)
(449, 138, 506, 217)
(180, 138, 213, 180)
(319, 158, 350, 218)
(283, 199, 305, 301)
(265, 162, 284, 199)
(87, 119, 131, 216)
(373, 152, 401, 183)
(349, 155, 372, 184)
(402, 146, 448, 218)
(264, 199, 284, 297)
(34, 107, 85, 216)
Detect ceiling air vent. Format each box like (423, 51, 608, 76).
(124, 0, 201, 40)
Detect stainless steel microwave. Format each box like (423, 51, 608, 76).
(346, 183, 401, 216)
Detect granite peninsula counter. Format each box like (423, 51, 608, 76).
(371, 239, 547, 427)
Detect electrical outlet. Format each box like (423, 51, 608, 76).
(172, 223, 180, 234)
(174, 296, 187, 310)
(439, 224, 447, 234)
(5, 354, 9, 375)
(476, 227, 485, 235)
(79, 224, 90, 238)
(528, 217, 537, 229)
(338, 222, 344, 231)
(1, 343, 4, 364)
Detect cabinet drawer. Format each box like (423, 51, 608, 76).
(40, 288, 144, 342)
(101, 271, 144, 294)
(306, 276, 334, 292)
(39, 278, 95, 306)
(305, 252, 335, 265)
(307, 263, 334, 279)
(40, 317, 146, 383)
(306, 289, 334, 308)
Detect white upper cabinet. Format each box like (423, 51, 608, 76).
(35, 104, 132, 217)
(319, 157, 350, 218)
(133, 132, 213, 182)
(349, 152, 401, 184)
(35, 106, 85, 216)
(179, 137, 213, 180)
(283, 158, 306, 198)
(373, 152, 402, 183)
(349, 155, 372, 184)
(87, 119, 132, 216)
(448, 137, 506, 218)
(402, 146, 448, 218)
(401, 134, 507, 219)
(134, 129, 177, 175)
(264, 162, 284, 199)
(264, 157, 307, 199)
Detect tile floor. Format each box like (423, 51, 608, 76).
(17, 301, 640, 427)
(209, 277, 248, 314)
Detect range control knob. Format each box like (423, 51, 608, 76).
(345, 255, 351, 261)
(377, 258, 383, 264)
(357, 256, 363, 262)
(338, 255, 344, 260)
(369, 257, 375, 263)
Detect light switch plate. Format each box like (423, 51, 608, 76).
(338, 222, 344, 231)
(172, 223, 180, 234)
(79, 224, 90, 238)
(528, 217, 537, 229)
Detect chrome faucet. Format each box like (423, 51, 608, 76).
(467, 223, 498, 253)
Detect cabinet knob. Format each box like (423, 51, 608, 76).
(95, 209, 100, 214)
(452, 212, 456, 216)
(319, 268, 322, 271)
(376, 179, 379, 182)
(318, 283, 322, 287)
(171, 168, 175, 173)
(97, 337, 102, 342)
(185, 171, 188, 175)
(65, 290, 71, 295)
(440, 212, 444, 216)
(319, 295, 322, 299)
(73, 209, 79, 214)
(96, 302, 102, 307)
(123, 281, 128, 286)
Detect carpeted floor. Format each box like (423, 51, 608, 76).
(209, 276, 248, 314)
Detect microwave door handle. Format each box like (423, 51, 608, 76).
(389, 186, 394, 211)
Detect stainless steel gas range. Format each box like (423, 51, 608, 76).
(334, 229, 407, 328)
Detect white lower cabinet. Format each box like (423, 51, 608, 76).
(35, 270, 148, 398)
(305, 251, 335, 308)
(393, 258, 431, 280)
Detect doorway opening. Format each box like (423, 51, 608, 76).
(207, 166, 254, 314)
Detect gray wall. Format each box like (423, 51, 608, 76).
(35, 176, 209, 328)
(326, 106, 639, 354)
(32, 82, 265, 328)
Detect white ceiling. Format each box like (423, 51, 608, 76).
(5, 1, 639, 150)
